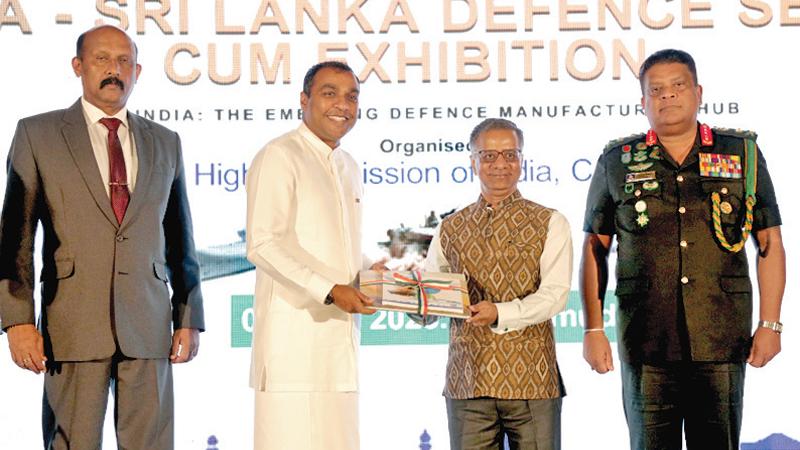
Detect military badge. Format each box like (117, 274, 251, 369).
(622, 144, 632, 153)
(650, 148, 662, 160)
(636, 142, 648, 151)
(699, 153, 742, 178)
(642, 181, 659, 190)
(633, 151, 648, 162)
(625, 171, 656, 183)
(646, 129, 658, 146)
(700, 123, 714, 146)
(621, 153, 632, 164)
(627, 162, 654, 172)
(624, 183, 634, 193)
(720, 201, 733, 214)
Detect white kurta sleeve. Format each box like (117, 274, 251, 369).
(493, 211, 573, 334)
(245, 146, 335, 304)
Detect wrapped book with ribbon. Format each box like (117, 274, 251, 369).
(359, 270, 471, 319)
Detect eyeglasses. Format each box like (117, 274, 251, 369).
(474, 149, 521, 163)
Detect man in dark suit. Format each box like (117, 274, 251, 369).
(0, 25, 204, 449)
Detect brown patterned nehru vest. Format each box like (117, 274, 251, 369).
(439, 191, 562, 400)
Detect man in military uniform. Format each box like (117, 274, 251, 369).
(426, 118, 573, 450)
(580, 49, 785, 450)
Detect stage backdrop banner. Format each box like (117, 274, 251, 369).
(1, 2, 798, 449)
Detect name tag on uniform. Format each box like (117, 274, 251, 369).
(699, 153, 742, 179)
(625, 171, 656, 183)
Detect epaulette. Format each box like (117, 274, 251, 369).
(712, 127, 757, 141)
(603, 132, 645, 154)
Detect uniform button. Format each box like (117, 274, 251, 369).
(721, 187, 729, 194)
(116, 235, 124, 242)
(681, 276, 689, 284)
(680, 240, 688, 248)
(677, 175, 684, 182)
(678, 206, 686, 214)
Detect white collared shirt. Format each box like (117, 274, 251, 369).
(80, 97, 138, 195)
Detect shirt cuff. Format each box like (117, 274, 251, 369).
(307, 272, 336, 305)
(492, 299, 521, 334)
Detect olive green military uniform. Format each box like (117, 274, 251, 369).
(583, 123, 781, 450)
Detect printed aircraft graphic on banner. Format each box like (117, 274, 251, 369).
(196, 209, 457, 281)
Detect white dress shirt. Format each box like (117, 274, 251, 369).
(246, 123, 363, 392)
(425, 209, 573, 334)
(80, 97, 137, 195)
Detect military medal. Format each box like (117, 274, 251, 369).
(635, 200, 649, 227)
(633, 151, 648, 162)
(627, 162, 654, 172)
(720, 201, 733, 214)
(643, 181, 659, 190)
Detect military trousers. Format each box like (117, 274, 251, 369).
(621, 361, 745, 450)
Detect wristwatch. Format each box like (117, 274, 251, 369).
(758, 320, 783, 334)
(324, 290, 335, 305)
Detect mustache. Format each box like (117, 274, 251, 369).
(100, 77, 124, 90)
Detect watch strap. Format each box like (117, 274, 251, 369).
(758, 320, 783, 334)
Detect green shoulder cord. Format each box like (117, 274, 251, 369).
(711, 138, 757, 252)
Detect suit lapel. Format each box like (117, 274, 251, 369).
(61, 100, 119, 227)
(121, 113, 154, 228)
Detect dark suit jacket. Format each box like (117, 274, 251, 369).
(0, 99, 204, 361)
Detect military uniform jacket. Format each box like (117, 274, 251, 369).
(583, 123, 781, 364)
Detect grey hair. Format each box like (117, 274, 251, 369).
(469, 118, 524, 151)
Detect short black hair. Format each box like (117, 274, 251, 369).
(638, 49, 697, 93)
(469, 118, 524, 150)
(302, 61, 357, 96)
(75, 25, 138, 59)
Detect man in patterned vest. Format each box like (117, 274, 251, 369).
(425, 118, 573, 450)
(581, 49, 785, 450)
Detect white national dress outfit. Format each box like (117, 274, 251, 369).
(245, 123, 363, 450)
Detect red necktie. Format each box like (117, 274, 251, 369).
(99, 118, 130, 224)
